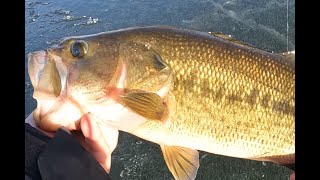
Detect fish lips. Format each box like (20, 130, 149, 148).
(28, 50, 68, 100)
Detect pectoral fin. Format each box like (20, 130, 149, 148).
(119, 92, 168, 122)
(160, 145, 199, 180)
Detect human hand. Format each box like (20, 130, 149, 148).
(290, 171, 295, 180)
(26, 112, 119, 173)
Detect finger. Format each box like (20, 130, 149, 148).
(80, 113, 109, 172)
(26, 112, 55, 137)
(66, 118, 81, 131)
(95, 122, 119, 154)
(80, 113, 119, 173)
(95, 121, 119, 169)
(289, 171, 295, 180)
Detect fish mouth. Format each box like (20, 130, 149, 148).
(28, 50, 67, 100)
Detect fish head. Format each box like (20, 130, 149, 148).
(28, 34, 125, 131)
(28, 32, 172, 132)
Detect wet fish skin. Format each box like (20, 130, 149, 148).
(28, 26, 294, 180)
(113, 26, 294, 163)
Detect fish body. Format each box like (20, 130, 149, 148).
(28, 26, 295, 180)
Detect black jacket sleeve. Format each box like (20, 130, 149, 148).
(25, 123, 112, 180)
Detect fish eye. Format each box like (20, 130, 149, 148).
(70, 40, 88, 58)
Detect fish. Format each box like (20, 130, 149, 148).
(28, 26, 295, 180)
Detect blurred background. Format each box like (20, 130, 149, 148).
(25, 0, 295, 179)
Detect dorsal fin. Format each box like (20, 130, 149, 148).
(279, 51, 295, 62)
(208, 31, 256, 49)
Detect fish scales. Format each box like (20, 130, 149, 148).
(28, 26, 294, 180)
(113, 27, 295, 161)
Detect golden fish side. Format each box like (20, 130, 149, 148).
(28, 26, 295, 180)
(112, 27, 295, 164)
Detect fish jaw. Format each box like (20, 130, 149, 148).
(27, 50, 147, 132)
(28, 50, 86, 131)
(28, 50, 68, 100)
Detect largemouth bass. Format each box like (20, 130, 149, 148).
(28, 26, 295, 180)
